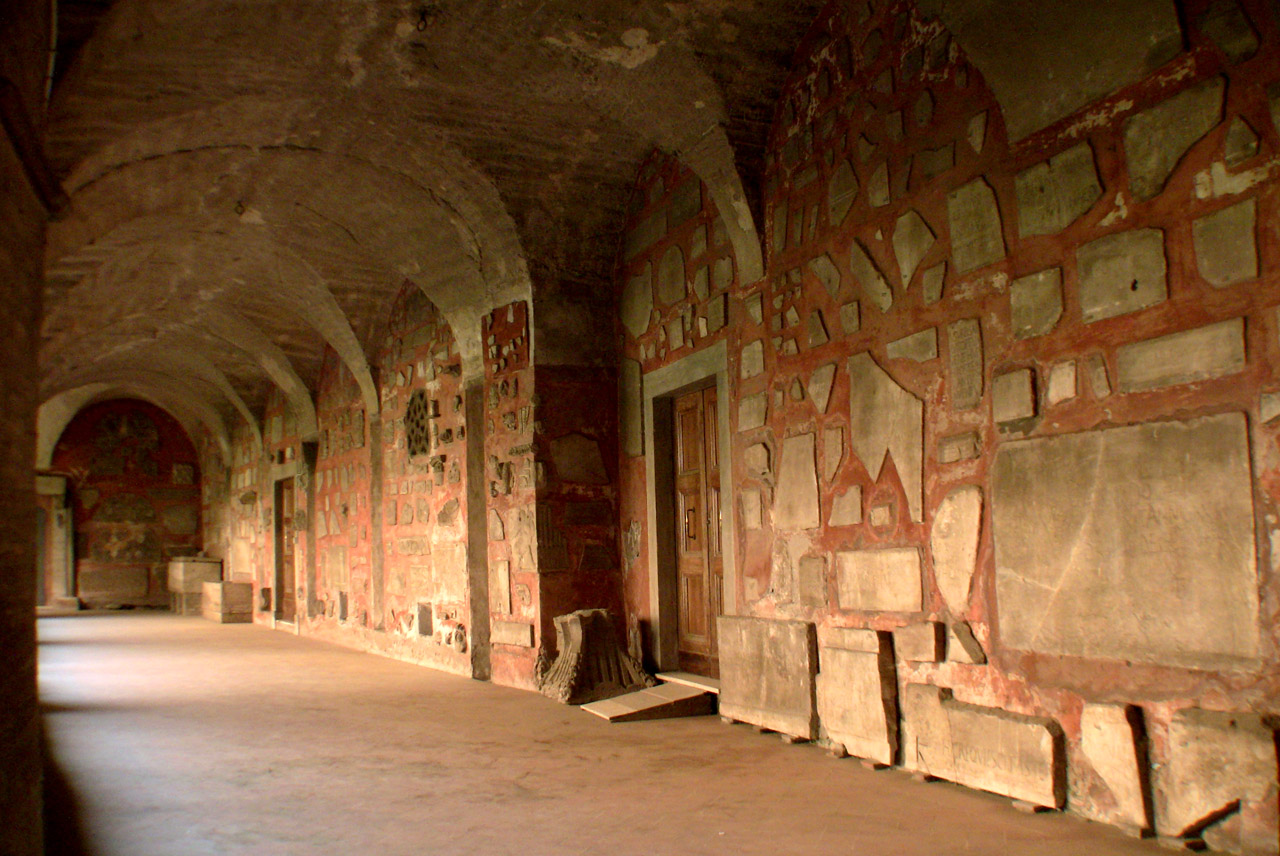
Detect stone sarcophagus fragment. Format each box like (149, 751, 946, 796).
(538, 609, 653, 705)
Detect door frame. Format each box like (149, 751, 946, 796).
(273, 474, 297, 625)
(642, 340, 737, 671)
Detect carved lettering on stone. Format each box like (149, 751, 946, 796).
(947, 177, 1006, 273)
(901, 684, 1065, 808)
(947, 319, 983, 411)
(1015, 142, 1103, 236)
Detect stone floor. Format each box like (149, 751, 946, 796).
(39, 613, 1166, 856)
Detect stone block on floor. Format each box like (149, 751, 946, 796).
(718, 616, 817, 740)
(201, 581, 252, 624)
(901, 684, 1064, 809)
(815, 627, 897, 765)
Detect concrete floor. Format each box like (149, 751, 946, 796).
(39, 613, 1167, 856)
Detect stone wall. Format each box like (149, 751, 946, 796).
(617, 0, 1280, 846)
(616, 153, 742, 662)
(1, 0, 50, 850)
(49, 399, 203, 608)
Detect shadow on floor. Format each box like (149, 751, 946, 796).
(42, 727, 93, 856)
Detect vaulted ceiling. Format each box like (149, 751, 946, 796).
(38, 0, 1181, 462)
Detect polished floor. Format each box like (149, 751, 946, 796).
(39, 613, 1164, 856)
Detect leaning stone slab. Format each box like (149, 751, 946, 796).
(1115, 317, 1244, 392)
(1080, 703, 1151, 834)
(901, 684, 1065, 809)
(816, 628, 898, 765)
(718, 616, 818, 739)
(1162, 708, 1277, 846)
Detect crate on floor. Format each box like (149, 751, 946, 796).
(168, 557, 224, 615)
(202, 581, 253, 624)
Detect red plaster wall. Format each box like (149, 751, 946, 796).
(616, 0, 1280, 837)
(483, 301, 540, 688)
(50, 399, 203, 607)
(615, 153, 742, 655)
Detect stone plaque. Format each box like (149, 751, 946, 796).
(1014, 142, 1102, 236)
(992, 413, 1259, 669)
(1079, 703, 1150, 833)
(931, 485, 982, 615)
(1123, 77, 1224, 201)
(774, 433, 821, 531)
(848, 353, 923, 522)
(492, 620, 535, 647)
(836, 547, 922, 613)
(1077, 228, 1167, 323)
(718, 616, 817, 739)
(1115, 318, 1245, 392)
(1161, 707, 1277, 843)
(1009, 267, 1063, 340)
(886, 328, 938, 362)
(947, 319, 983, 411)
(1193, 198, 1257, 288)
(947, 177, 1005, 273)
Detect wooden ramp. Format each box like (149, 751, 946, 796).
(581, 673, 718, 723)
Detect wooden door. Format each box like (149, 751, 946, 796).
(275, 478, 296, 622)
(673, 386, 723, 677)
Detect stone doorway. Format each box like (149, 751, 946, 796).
(672, 385, 722, 678)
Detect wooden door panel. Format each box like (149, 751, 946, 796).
(674, 385, 722, 675)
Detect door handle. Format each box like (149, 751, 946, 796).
(685, 507, 697, 544)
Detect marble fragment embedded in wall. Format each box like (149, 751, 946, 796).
(848, 353, 923, 521)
